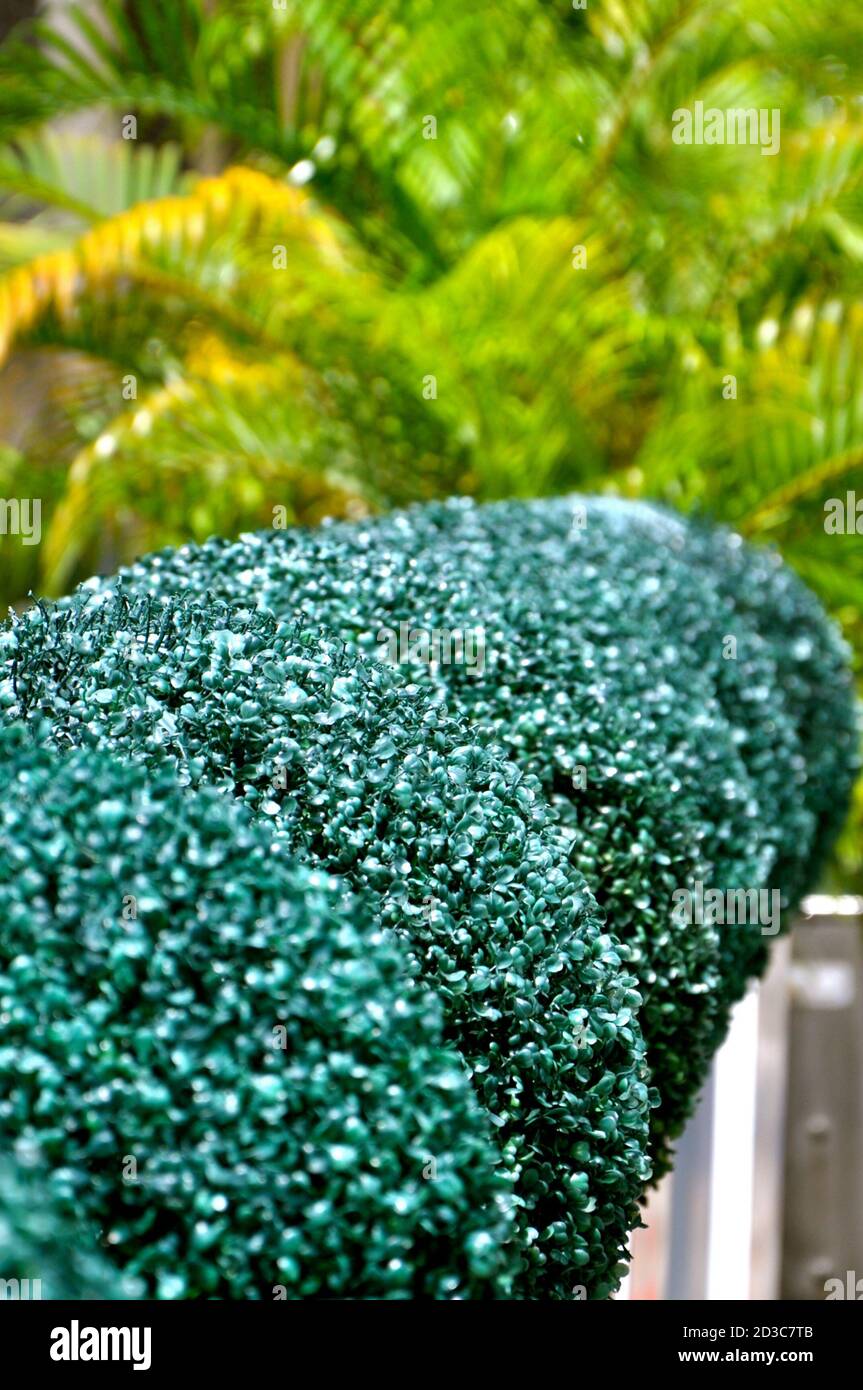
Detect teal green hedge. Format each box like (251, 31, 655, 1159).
(0, 494, 856, 1298)
(0, 726, 519, 1299)
(0, 605, 651, 1300)
(72, 494, 858, 1170)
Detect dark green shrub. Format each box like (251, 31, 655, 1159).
(0, 606, 652, 1299)
(679, 515, 859, 893)
(81, 496, 851, 1169)
(0, 726, 519, 1299)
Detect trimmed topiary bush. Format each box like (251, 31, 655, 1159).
(78, 495, 858, 1170)
(678, 514, 859, 894)
(0, 493, 854, 1293)
(0, 605, 653, 1299)
(0, 725, 520, 1299)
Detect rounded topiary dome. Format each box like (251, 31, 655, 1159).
(0, 600, 652, 1299)
(679, 514, 859, 895)
(79, 496, 838, 1168)
(81, 493, 859, 1169)
(0, 725, 519, 1299)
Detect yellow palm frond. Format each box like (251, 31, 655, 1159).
(0, 166, 348, 364)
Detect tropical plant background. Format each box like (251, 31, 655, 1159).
(1, 0, 862, 876)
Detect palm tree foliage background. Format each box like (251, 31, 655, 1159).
(0, 0, 862, 876)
